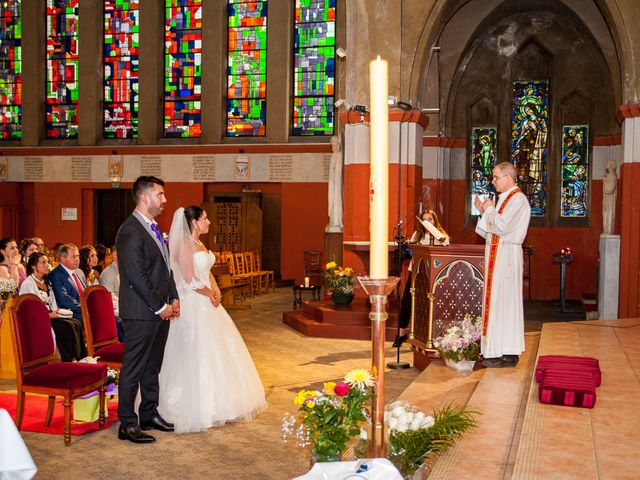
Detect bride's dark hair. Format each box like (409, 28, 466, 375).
(184, 206, 204, 233)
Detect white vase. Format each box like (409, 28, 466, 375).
(444, 358, 476, 372)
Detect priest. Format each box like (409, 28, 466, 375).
(474, 162, 531, 368)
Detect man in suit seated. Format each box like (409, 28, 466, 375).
(49, 243, 87, 325)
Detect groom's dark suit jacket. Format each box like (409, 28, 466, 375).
(116, 214, 178, 320)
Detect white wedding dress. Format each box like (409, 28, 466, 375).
(158, 250, 267, 433)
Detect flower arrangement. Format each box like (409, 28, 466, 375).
(106, 368, 119, 386)
(432, 314, 481, 363)
(0, 278, 17, 301)
(323, 261, 355, 296)
(282, 369, 374, 462)
(385, 401, 477, 477)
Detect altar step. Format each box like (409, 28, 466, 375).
(398, 318, 640, 478)
(282, 298, 399, 340)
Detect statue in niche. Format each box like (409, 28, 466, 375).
(602, 159, 617, 235)
(326, 135, 344, 233)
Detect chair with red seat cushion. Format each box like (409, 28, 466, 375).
(80, 285, 123, 370)
(11, 294, 107, 446)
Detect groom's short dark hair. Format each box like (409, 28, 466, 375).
(132, 176, 165, 203)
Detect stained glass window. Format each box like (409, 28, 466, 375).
(560, 125, 589, 217)
(292, 0, 335, 136)
(0, 1, 21, 140)
(46, 0, 79, 139)
(164, 0, 202, 138)
(470, 127, 497, 215)
(511, 80, 549, 216)
(104, 0, 139, 139)
(227, 0, 267, 137)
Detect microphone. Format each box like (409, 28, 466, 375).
(486, 183, 496, 202)
(395, 219, 404, 229)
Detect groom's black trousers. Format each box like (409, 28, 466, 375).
(117, 318, 170, 427)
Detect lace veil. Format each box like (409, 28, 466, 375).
(169, 207, 206, 291)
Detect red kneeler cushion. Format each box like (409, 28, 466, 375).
(539, 370, 596, 408)
(535, 355, 601, 386)
(23, 363, 107, 389)
(95, 342, 124, 363)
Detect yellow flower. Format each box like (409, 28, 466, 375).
(307, 401, 316, 408)
(344, 267, 353, 276)
(324, 381, 336, 395)
(326, 261, 337, 269)
(345, 369, 375, 391)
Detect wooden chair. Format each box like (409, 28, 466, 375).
(80, 285, 124, 370)
(222, 251, 251, 300)
(11, 294, 107, 446)
(234, 252, 258, 297)
(304, 250, 324, 287)
(252, 250, 275, 293)
(243, 251, 264, 295)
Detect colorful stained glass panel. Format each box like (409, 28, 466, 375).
(227, 1, 267, 137)
(561, 125, 589, 217)
(511, 80, 549, 216)
(164, 0, 202, 138)
(46, 0, 79, 139)
(470, 127, 497, 215)
(292, 0, 335, 136)
(0, 0, 22, 139)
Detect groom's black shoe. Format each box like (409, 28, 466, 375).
(140, 415, 175, 432)
(118, 424, 156, 443)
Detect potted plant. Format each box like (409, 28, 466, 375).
(323, 261, 356, 306)
(432, 314, 482, 372)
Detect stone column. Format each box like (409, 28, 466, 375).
(21, 0, 46, 145)
(617, 105, 640, 318)
(138, 1, 164, 144)
(265, 0, 291, 143)
(200, 0, 225, 143)
(78, 1, 102, 145)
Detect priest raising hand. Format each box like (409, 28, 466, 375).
(475, 162, 531, 368)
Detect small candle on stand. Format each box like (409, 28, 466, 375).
(304, 276, 310, 288)
(369, 55, 389, 280)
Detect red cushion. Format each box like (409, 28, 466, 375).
(539, 371, 596, 408)
(95, 342, 124, 364)
(535, 355, 601, 386)
(86, 288, 117, 343)
(15, 297, 55, 362)
(23, 362, 107, 389)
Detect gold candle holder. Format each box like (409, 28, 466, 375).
(356, 275, 400, 458)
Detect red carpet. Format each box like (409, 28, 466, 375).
(0, 392, 119, 436)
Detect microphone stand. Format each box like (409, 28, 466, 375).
(387, 221, 410, 370)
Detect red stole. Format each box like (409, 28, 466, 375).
(482, 188, 521, 336)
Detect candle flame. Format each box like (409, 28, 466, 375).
(376, 55, 381, 61)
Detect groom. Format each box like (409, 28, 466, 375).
(116, 176, 180, 443)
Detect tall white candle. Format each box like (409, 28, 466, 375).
(369, 56, 389, 279)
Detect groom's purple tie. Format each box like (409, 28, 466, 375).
(150, 222, 165, 246)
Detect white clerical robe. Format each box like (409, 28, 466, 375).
(475, 185, 531, 358)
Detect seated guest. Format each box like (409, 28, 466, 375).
(94, 244, 107, 274)
(19, 252, 85, 361)
(32, 236, 46, 253)
(19, 238, 38, 269)
(48, 243, 86, 323)
(79, 245, 101, 285)
(393, 210, 451, 347)
(0, 237, 26, 288)
(99, 244, 124, 341)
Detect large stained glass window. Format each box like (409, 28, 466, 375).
(46, 0, 79, 139)
(104, 0, 139, 139)
(0, 1, 21, 140)
(227, 0, 267, 137)
(511, 80, 549, 216)
(470, 127, 497, 215)
(561, 125, 589, 217)
(164, 0, 202, 138)
(292, 0, 335, 136)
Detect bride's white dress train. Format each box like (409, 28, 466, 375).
(159, 250, 267, 433)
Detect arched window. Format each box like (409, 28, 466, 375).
(560, 125, 589, 217)
(164, 0, 202, 138)
(226, 0, 267, 137)
(104, 0, 139, 139)
(470, 127, 497, 215)
(291, 0, 335, 136)
(46, 0, 79, 139)
(0, 0, 22, 140)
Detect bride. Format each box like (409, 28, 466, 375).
(159, 206, 267, 433)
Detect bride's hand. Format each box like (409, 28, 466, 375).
(210, 290, 221, 307)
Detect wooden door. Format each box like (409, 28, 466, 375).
(96, 189, 136, 247)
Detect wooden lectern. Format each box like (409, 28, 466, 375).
(408, 244, 485, 370)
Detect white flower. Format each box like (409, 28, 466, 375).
(399, 412, 413, 424)
(414, 411, 425, 421)
(410, 418, 424, 431)
(420, 416, 435, 429)
(397, 422, 409, 433)
(392, 405, 406, 417)
(388, 417, 399, 430)
(344, 369, 375, 391)
(359, 428, 368, 440)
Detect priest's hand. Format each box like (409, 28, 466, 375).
(482, 198, 495, 210)
(474, 195, 484, 214)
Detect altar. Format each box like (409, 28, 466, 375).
(408, 244, 485, 370)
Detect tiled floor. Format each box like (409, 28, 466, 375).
(399, 318, 640, 479)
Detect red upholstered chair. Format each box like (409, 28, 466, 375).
(11, 294, 107, 446)
(80, 285, 123, 370)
